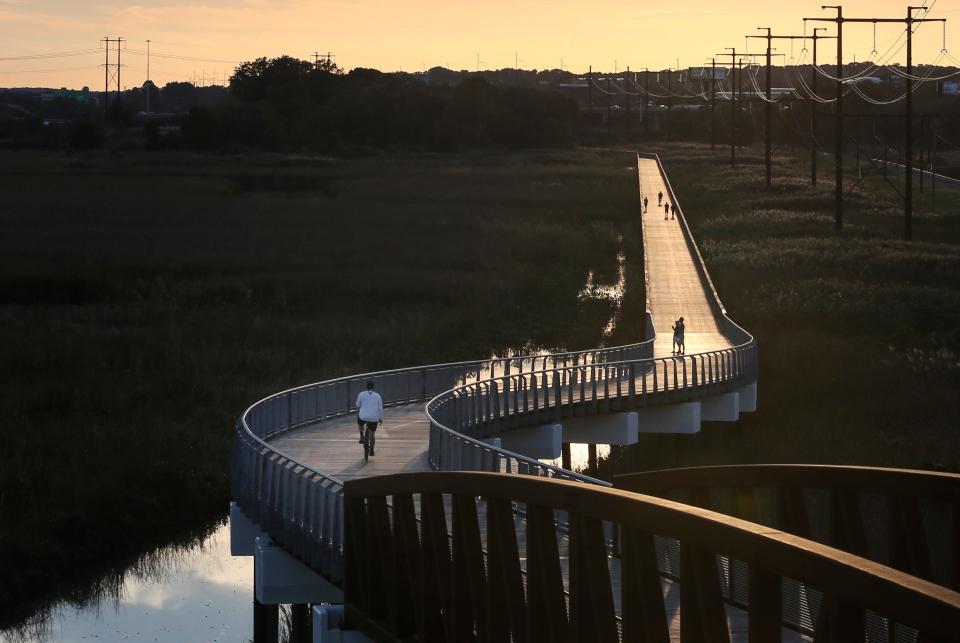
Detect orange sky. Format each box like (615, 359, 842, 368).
(0, 1, 954, 89)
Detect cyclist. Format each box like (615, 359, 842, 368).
(356, 380, 383, 457)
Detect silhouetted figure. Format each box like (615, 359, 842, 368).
(356, 380, 383, 456)
(658, 190, 664, 205)
(664, 202, 670, 219)
(643, 196, 648, 212)
(670, 204, 676, 220)
(672, 317, 686, 354)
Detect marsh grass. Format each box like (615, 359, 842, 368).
(0, 149, 643, 625)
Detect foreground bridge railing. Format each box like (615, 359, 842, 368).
(616, 464, 960, 591)
(344, 472, 960, 643)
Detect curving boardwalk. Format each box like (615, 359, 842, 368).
(270, 156, 736, 480)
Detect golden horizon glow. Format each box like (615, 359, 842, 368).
(0, 1, 954, 89)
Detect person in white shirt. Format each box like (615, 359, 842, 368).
(356, 380, 383, 456)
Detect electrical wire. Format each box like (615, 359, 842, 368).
(0, 49, 100, 61)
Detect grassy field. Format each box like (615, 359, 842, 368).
(605, 142, 960, 476)
(0, 149, 643, 625)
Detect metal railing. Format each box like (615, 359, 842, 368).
(425, 152, 757, 477)
(232, 327, 658, 580)
(231, 152, 758, 587)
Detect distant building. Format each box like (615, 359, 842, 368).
(40, 86, 96, 104)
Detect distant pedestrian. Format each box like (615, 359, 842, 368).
(670, 204, 676, 220)
(643, 196, 649, 212)
(657, 190, 664, 205)
(664, 202, 670, 219)
(672, 317, 686, 355)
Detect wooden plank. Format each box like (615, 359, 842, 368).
(747, 565, 781, 643)
(680, 543, 730, 643)
(420, 492, 453, 643)
(621, 528, 670, 643)
(391, 493, 420, 636)
(525, 503, 569, 643)
(568, 514, 618, 642)
(452, 494, 486, 643)
(485, 498, 526, 643)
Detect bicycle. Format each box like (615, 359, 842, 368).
(360, 420, 378, 461)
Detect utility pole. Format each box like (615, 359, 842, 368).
(748, 30, 835, 189)
(716, 49, 739, 167)
(625, 66, 630, 127)
(644, 68, 650, 136)
(810, 27, 829, 186)
(806, 7, 944, 238)
(588, 65, 593, 117)
(103, 37, 110, 123)
(715, 50, 770, 167)
(708, 58, 717, 150)
(606, 74, 612, 125)
(666, 69, 672, 141)
(101, 37, 123, 124)
(146, 39, 151, 114)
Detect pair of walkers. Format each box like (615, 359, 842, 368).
(656, 191, 676, 220)
(356, 381, 383, 457)
(672, 317, 686, 355)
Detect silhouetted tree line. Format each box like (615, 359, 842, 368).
(178, 56, 578, 151)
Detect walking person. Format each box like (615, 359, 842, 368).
(664, 202, 670, 219)
(356, 380, 383, 457)
(643, 196, 649, 213)
(657, 190, 664, 205)
(670, 203, 676, 220)
(671, 317, 686, 355)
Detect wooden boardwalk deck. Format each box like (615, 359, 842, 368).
(637, 157, 733, 359)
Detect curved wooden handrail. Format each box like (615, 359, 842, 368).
(345, 472, 960, 641)
(615, 464, 960, 499)
(615, 464, 960, 593)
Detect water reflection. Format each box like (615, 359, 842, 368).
(577, 250, 626, 338)
(543, 442, 610, 473)
(1, 522, 252, 643)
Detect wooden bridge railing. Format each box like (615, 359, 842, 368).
(615, 465, 960, 591)
(343, 472, 960, 643)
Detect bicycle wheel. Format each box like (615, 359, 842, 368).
(363, 428, 369, 462)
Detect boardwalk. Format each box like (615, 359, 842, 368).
(637, 157, 733, 358)
(272, 156, 738, 479)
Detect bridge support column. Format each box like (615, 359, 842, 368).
(230, 501, 265, 556)
(253, 596, 279, 643)
(636, 402, 701, 434)
(588, 443, 598, 471)
(700, 392, 740, 422)
(499, 423, 562, 460)
(737, 381, 758, 412)
(290, 604, 311, 643)
(562, 442, 571, 470)
(560, 412, 639, 445)
(255, 536, 343, 605)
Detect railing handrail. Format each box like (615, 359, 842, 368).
(238, 332, 658, 488)
(344, 471, 960, 638)
(615, 464, 960, 499)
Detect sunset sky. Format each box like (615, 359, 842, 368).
(0, 0, 955, 89)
